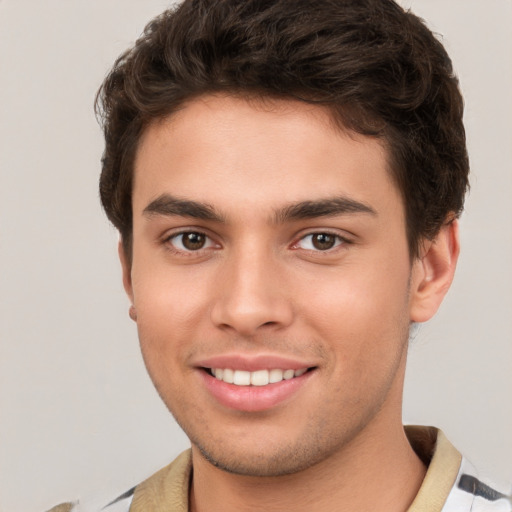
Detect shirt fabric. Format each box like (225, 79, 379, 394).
(48, 426, 511, 512)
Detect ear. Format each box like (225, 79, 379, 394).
(118, 240, 134, 304)
(409, 219, 460, 323)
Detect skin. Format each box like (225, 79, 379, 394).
(121, 94, 459, 512)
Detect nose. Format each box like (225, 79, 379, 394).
(210, 247, 294, 337)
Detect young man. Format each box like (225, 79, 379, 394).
(50, 0, 510, 511)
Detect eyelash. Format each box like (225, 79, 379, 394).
(291, 232, 351, 253)
(162, 230, 352, 256)
(163, 230, 218, 256)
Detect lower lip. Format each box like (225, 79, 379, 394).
(199, 370, 313, 412)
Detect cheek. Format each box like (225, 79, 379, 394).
(136, 311, 194, 404)
(302, 264, 411, 362)
(132, 262, 212, 332)
(306, 264, 409, 321)
(131, 263, 218, 387)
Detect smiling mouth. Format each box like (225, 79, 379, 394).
(205, 367, 314, 386)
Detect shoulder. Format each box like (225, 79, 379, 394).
(405, 426, 511, 512)
(46, 494, 134, 512)
(46, 505, 77, 512)
(46, 449, 191, 512)
(443, 457, 511, 512)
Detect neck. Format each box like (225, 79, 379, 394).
(189, 417, 426, 512)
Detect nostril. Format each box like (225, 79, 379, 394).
(210, 294, 294, 336)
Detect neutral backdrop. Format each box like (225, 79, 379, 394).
(1, 1, 511, 511)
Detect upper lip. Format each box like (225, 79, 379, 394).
(193, 353, 316, 372)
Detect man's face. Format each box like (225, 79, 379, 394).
(126, 95, 418, 476)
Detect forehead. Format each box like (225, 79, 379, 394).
(132, 94, 402, 220)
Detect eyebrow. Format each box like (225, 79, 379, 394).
(143, 194, 224, 222)
(142, 194, 376, 224)
(274, 197, 376, 223)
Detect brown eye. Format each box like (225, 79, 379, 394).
(311, 233, 337, 250)
(181, 232, 206, 250)
(296, 233, 343, 251)
(167, 231, 217, 254)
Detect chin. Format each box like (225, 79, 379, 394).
(194, 441, 328, 477)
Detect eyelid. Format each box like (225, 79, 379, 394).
(159, 227, 352, 255)
(291, 230, 353, 252)
(162, 228, 220, 254)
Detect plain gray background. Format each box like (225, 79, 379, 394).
(0, 1, 511, 511)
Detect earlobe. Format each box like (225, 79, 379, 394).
(409, 220, 460, 323)
(128, 305, 138, 321)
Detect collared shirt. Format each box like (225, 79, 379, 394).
(48, 427, 511, 512)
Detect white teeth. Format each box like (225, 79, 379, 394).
(251, 370, 269, 386)
(233, 370, 251, 386)
(269, 369, 284, 383)
(283, 369, 295, 380)
(223, 368, 234, 384)
(211, 367, 309, 386)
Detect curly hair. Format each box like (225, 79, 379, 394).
(96, 0, 469, 259)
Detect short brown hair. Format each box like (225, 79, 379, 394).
(96, 0, 469, 258)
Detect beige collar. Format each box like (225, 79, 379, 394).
(130, 426, 462, 512)
(406, 426, 462, 512)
